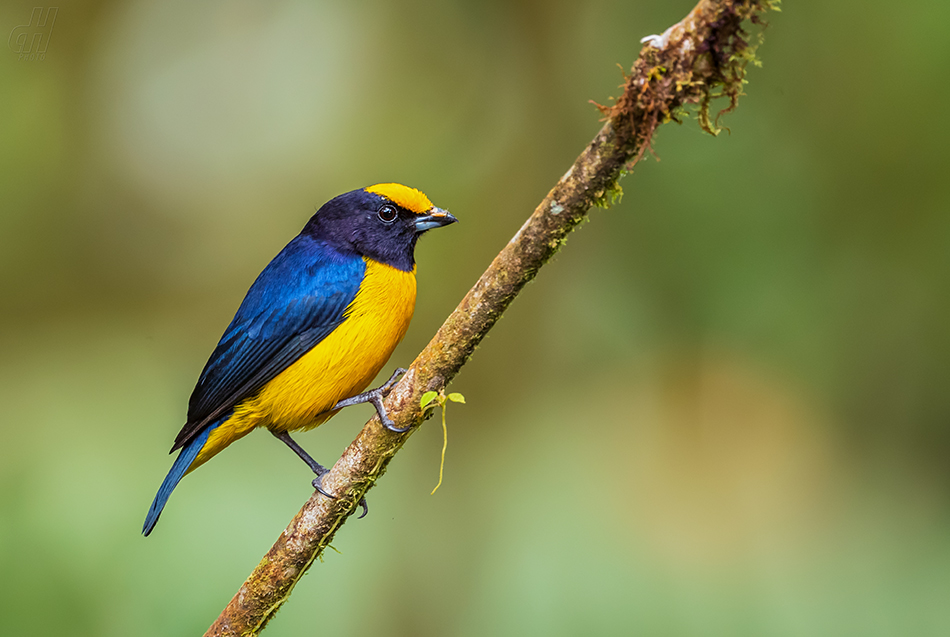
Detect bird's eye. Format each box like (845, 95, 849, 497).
(378, 204, 398, 223)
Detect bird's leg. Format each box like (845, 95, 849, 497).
(271, 430, 368, 519)
(331, 367, 409, 433)
(272, 430, 329, 476)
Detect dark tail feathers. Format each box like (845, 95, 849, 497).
(142, 422, 217, 536)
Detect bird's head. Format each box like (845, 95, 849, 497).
(304, 183, 457, 271)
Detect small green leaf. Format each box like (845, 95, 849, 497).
(421, 391, 439, 408)
(447, 393, 466, 404)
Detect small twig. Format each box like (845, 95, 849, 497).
(422, 390, 464, 495)
(205, 1, 776, 634)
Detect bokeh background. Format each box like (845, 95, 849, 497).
(2, 0, 949, 635)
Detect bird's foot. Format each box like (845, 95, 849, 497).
(379, 367, 408, 394)
(311, 472, 333, 498)
(331, 367, 410, 433)
(273, 430, 369, 518)
(311, 475, 368, 519)
(370, 392, 408, 433)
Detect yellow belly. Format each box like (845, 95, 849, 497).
(191, 258, 416, 469)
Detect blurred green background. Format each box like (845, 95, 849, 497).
(2, 0, 949, 635)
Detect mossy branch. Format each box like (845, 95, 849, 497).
(205, 1, 776, 634)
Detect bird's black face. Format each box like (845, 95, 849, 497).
(303, 184, 457, 272)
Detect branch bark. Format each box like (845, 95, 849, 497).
(205, 1, 776, 634)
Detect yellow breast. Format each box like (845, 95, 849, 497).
(192, 258, 416, 468)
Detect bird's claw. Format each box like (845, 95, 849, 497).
(312, 474, 335, 499)
(329, 367, 411, 432)
(312, 476, 368, 519)
(376, 368, 411, 432)
(380, 367, 407, 394)
(369, 393, 410, 433)
(381, 418, 410, 433)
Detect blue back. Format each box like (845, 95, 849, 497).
(171, 235, 365, 451)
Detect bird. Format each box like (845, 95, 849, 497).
(143, 183, 457, 536)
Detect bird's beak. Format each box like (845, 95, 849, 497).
(413, 207, 458, 233)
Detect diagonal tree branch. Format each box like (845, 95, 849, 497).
(205, 1, 777, 634)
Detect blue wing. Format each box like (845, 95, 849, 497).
(170, 235, 365, 452)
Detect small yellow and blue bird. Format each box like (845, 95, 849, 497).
(143, 183, 456, 535)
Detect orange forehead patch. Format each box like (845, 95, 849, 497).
(366, 183, 433, 215)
